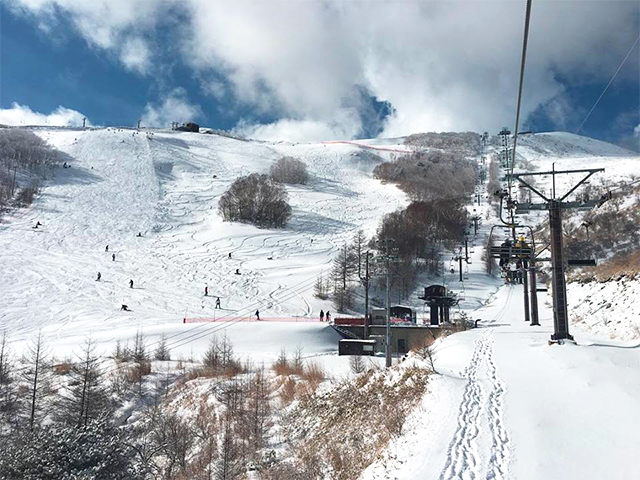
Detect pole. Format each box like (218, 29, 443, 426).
(363, 252, 370, 340)
(385, 253, 392, 367)
(522, 263, 530, 322)
(465, 239, 469, 261)
(529, 262, 540, 326)
(549, 200, 573, 340)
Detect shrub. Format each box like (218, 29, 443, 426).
(270, 156, 309, 184)
(218, 173, 292, 228)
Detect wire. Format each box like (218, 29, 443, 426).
(509, 0, 533, 189)
(575, 33, 640, 135)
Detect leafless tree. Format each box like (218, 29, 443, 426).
(270, 156, 309, 184)
(218, 173, 292, 228)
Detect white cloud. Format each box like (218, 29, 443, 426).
(141, 88, 202, 128)
(120, 37, 151, 74)
(0, 102, 89, 126)
(634, 124, 640, 138)
(235, 116, 361, 143)
(10, 0, 162, 74)
(9, 0, 640, 140)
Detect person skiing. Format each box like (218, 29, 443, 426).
(228, 252, 232, 259)
(136, 232, 142, 237)
(36, 221, 42, 227)
(129, 279, 134, 289)
(96, 272, 101, 281)
(121, 304, 129, 311)
(105, 245, 109, 252)
(204, 286, 208, 296)
(326, 311, 331, 323)
(235, 268, 240, 275)
(319, 309, 325, 322)
(255, 310, 260, 321)
(112, 253, 116, 261)
(215, 297, 221, 309)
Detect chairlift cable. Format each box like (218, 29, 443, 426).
(575, 33, 640, 135)
(509, 0, 534, 193)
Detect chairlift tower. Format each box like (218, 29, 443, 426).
(513, 166, 608, 341)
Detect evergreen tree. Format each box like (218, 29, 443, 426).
(154, 334, 171, 361)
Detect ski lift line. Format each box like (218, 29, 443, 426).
(509, 0, 533, 190)
(575, 32, 640, 135)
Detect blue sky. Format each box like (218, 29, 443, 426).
(0, 1, 638, 150)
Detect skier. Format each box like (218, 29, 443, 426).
(112, 253, 116, 261)
(215, 297, 221, 309)
(96, 272, 101, 281)
(136, 232, 142, 237)
(228, 252, 232, 259)
(326, 311, 331, 323)
(36, 221, 42, 227)
(255, 310, 260, 321)
(319, 309, 325, 322)
(121, 304, 129, 311)
(235, 268, 241, 275)
(105, 245, 109, 252)
(129, 279, 134, 289)
(204, 286, 208, 296)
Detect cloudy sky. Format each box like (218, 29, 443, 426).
(0, 0, 638, 149)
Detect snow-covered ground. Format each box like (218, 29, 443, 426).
(362, 285, 640, 480)
(567, 278, 640, 341)
(2, 127, 640, 478)
(0, 127, 405, 364)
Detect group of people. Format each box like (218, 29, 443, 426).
(319, 309, 331, 322)
(96, 240, 138, 296)
(499, 236, 530, 285)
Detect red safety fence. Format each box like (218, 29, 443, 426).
(321, 140, 414, 154)
(183, 316, 323, 324)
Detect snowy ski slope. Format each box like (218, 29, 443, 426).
(0, 127, 405, 358)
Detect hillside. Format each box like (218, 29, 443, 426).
(0, 127, 406, 354)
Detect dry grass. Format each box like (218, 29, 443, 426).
(272, 364, 431, 480)
(52, 360, 72, 375)
(573, 250, 640, 283)
(126, 361, 151, 383)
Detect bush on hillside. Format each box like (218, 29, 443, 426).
(270, 156, 309, 184)
(0, 128, 58, 211)
(218, 173, 292, 228)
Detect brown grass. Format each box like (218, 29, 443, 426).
(573, 250, 640, 283)
(53, 360, 72, 375)
(272, 364, 431, 480)
(126, 361, 151, 383)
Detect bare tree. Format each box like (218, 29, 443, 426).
(269, 156, 309, 184)
(0, 331, 19, 434)
(331, 244, 357, 312)
(55, 338, 111, 427)
(218, 174, 292, 228)
(22, 332, 50, 431)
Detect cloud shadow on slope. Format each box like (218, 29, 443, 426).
(287, 209, 353, 235)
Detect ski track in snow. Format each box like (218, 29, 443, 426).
(439, 287, 514, 480)
(485, 332, 511, 480)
